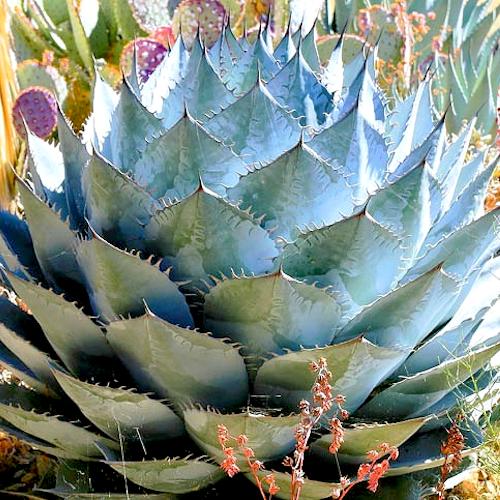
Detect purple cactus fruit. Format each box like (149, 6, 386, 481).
(12, 86, 57, 139)
(120, 38, 169, 83)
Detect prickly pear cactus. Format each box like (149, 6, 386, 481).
(172, 0, 227, 48)
(120, 38, 169, 82)
(12, 86, 57, 139)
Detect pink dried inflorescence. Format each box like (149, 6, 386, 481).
(436, 419, 465, 499)
(12, 86, 57, 139)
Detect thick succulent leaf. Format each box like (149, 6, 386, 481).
(48, 495, 173, 499)
(56, 108, 90, 230)
(425, 157, 497, 248)
(435, 120, 475, 212)
(0, 403, 118, 458)
(227, 143, 355, 240)
(367, 162, 441, 264)
(106, 80, 163, 172)
(222, 34, 279, 95)
(203, 270, 343, 360)
(106, 312, 248, 409)
(108, 458, 224, 494)
(83, 154, 158, 251)
(273, 25, 297, 66)
(86, 72, 118, 156)
(75, 233, 193, 326)
(266, 50, 332, 128)
(301, 27, 321, 72)
(0, 211, 40, 280)
(358, 342, 500, 420)
(247, 470, 338, 500)
(384, 424, 482, 477)
(26, 130, 65, 200)
(144, 187, 278, 285)
(254, 338, 405, 414)
(141, 35, 190, 115)
(6, 271, 114, 379)
(282, 212, 403, 307)
(0, 342, 51, 395)
(311, 416, 431, 465)
(133, 113, 247, 199)
(454, 151, 486, 198)
(397, 257, 500, 376)
(184, 408, 298, 468)
(405, 207, 500, 282)
(52, 368, 184, 443)
(17, 180, 82, 292)
(336, 267, 461, 351)
(0, 295, 59, 390)
(321, 34, 343, 95)
(187, 40, 237, 118)
(306, 104, 355, 167)
(387, 81, 435, 172)
(203, 81, 302, 166)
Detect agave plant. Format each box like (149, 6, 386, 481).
(317, 0, 500, 138)
(0, 18, 499, 499)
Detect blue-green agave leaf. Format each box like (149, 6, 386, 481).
(282, 211, 403, 307)
(337, 266, 461, 351)
(141, 35, 190, 116)
(87, 71, 119, 157)
(179, 37, 237, 121)
(321, 34, 344, 95)
(106, 79, 163, 172)
(83, 154, 158, 251)
(227, 142, 355, 240)
(435, 119, 475, 212)
(183, 407, 298, 468)
(0, 211, 41, 280)
(272, 24, 297, 66)
(133, 112, 247, 199)
(0, 403, 118, 459)
(246, 469, 338, 500)
(144, 186, 278, 285)
(367, 162, 441, 266)
(311, 416, 431, 465)
(6, 271, 114, 379)
(384, 424, 482, 477)
(397, 256, 500, 376)
(106, 311, 248, 409)
(425, 156, 497, 247)
(358, 342, 500, 420)
(203, 269, 343, 359)
(17, 180, 82, 292)
(56, 107, 90, 230)
(0, 342, 51, 395)
(301, 27, 321, 72)
(266, 50, 332, 127)
(75, 232, 193, 326)
(203, 80, 302, 166)
(52, 367, 185, 443)
(108, 458, 224, 494)
(25, 130, 65, 199)
(405, 207, 500, 282)
(0, 294, 57, 395)
(222, 33, 279, 95)
(254, 338, 405, 414)
(387, 80, 435, 172)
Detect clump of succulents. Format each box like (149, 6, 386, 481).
(0, 13, 498, 497)
(318, 0, 500, 138)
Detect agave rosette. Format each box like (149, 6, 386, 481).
(0, 20, 499, 499)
